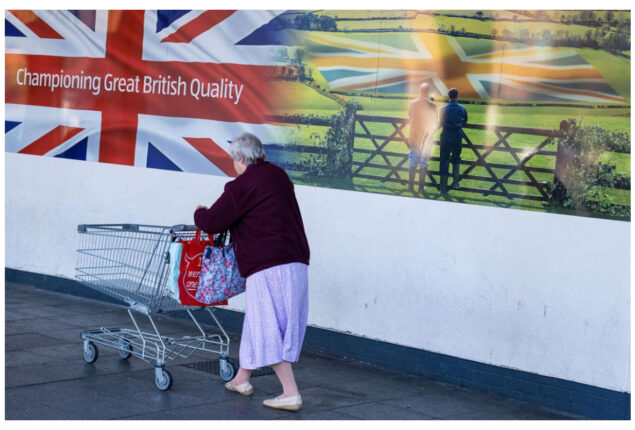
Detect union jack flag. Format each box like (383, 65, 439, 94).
(304, 31, 627, 104)
(5, 10, 291, 175)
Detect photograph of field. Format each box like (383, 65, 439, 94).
(268, 10, 630, 220)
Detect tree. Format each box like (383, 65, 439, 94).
(519, 29, 530, 41)
(599, 33, 616, 51)
(318, 15, 336, 31)
(293, 14, 309, 29)
(307, 13, 319, 30)
(541, 29, 552, 43)
(547, 120, 630, 219)
(292, 13, 322, 30)
(614, 32, 630, 51)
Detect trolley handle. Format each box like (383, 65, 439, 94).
(171, 224, 199, 232)
(170, 225, 230, 246)
(77, 224, 139, 232)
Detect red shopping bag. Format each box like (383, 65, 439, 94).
(176, 230, 227, 306)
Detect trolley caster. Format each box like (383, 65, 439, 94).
(118, 339, 133, 360)
(218, 357, 236, 382)
(83, 341, 98, 364)
(154, 366, 173, 391)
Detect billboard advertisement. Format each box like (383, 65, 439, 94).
(5, 10, 631, 220)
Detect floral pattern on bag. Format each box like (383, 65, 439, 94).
(195, 244, 245, 304)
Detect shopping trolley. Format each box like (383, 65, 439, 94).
(75, 224, 236, 391)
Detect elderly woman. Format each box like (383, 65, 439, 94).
(193, 132, 310, 411)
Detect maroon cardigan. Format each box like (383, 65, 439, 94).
(194, 159, 310, 278)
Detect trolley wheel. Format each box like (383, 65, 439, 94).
(154, 367, 173, 391)
(218, 357, 236, 382)
(83, 341, 98, 364)
(118, 339, 133, 360)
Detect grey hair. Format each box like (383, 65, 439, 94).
(229, 132, 267, 165)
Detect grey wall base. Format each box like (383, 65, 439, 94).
(5, 268, 630, 420)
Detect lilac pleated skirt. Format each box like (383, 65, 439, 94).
(239, 262, 309, 370)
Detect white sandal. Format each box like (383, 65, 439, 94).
(263, 394, 302, 411)
(224, 381, 254, 396)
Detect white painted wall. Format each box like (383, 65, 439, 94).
(5, 153, 631, 392)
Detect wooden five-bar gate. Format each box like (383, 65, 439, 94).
(351, 113, 625, 201)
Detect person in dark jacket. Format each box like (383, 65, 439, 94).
(439, 88, 468, 194)
(194, 132, 310, 411)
